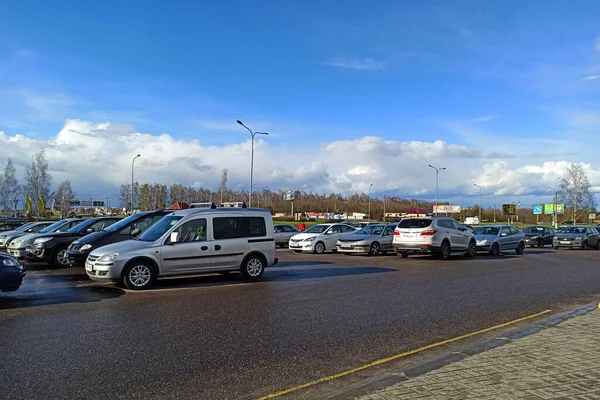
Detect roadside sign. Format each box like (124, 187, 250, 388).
(502, 204, 516, 215)
(433, 205, 461, 213)
(589, 213, 596, 221)
(533, 205, 542, 215)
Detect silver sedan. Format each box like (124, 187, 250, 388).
(336, 223, 396, 256)
(473, 225, 526, 256)
(274, 224, 299, 247)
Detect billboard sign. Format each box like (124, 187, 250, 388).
(433, 205, 461, 213)
(283, 190, 301, 201)
(533, 205, 543, 215)
(502, 204, 516, 215)
(544, 204, 565, 215)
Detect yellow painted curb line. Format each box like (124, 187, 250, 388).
(257, 309, 552, 400)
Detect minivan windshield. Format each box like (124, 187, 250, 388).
(102, 212, 149, 232)
(137, 216, 183, 242)
(40, 220, 69, 233)
(305, 225, 329, 234)
(397, 219, 432, 229)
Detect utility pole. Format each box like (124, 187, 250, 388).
(493, 196, 496, 223)
(368, 183, 373, 221)
(428, 165, 446, 215)
(131, 154, 141, 214)
(383, 183, 388, 222)
(474, 183, 482, 224)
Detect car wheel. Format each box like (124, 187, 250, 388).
(553, 246, 559, 250)
(439, 241, 451, 260)
(538, 239, 544, 248)
(368, 242, 381, 256)
(240, 255, 265, 281)
(465, 240, 476, 257)
(595, 241, 600, 250)
(292, 250, 303, 254)
(489, 242, 500, 256)
(123, 261, 155, 290)
(398, 252, 409, 259)
(515, 241, 525, 255)
(314, 241, 326, 254)
(52, 245, 70, 268)
(581, 241, 588, 250)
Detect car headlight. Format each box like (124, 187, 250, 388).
(530, 236, 538, 240)
(34, 237, 53, 244)
(303, 237, 316, 242)
(476, 240, 488, 245)
(336, 240, 342, 245)
(2, 258, 19, 266)
(354, 240, 366, 245)
(97, 253, 119, 263)
(81, 244, 92, 251)
(0, 235, 6, 239)
(575, 236, 583, 240)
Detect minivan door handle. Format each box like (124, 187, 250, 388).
(215, 245, 222, 251)
(201, 246, 208, 251)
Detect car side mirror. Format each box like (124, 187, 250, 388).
(131, 228, 142, 237)
(169, 232, 179, 244)
(86, 227, 95, 233)
(501, 233, 507, 236)
(459, 227, 467, 231)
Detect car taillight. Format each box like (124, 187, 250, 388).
(393, 231, 400, 235)
(420, 230, 437, 236)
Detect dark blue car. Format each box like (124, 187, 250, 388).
(0, 253, 26, 292)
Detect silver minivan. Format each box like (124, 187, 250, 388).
(85, 206, 278, 290)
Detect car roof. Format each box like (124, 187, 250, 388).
(167, 207, 272, 217)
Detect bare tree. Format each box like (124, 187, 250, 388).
(0, 159, 21, 215)
(219, 169, 228, 204)
(25, 150, 52, 216)
(53, 180, 75, 218)
(119, 184, 130, 208)
(559, 163, 595, 223)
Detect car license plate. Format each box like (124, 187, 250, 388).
(560, 241, 570, 244)
(403, 233, 417, 238)
(341, 245, 353, 249)
(289, 243, 299, 248)
(85, 262, 93, 272)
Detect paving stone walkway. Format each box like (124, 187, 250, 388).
(355, 308, 600, 400)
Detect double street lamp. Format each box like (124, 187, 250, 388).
(131, 154, 141, 214)
(547, 176, 561, 228)
(237, 120, 268, 207)
(474, 183, 482, 223)
(428, 165, 446, 214)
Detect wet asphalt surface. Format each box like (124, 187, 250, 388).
(1, 247, 600, 399)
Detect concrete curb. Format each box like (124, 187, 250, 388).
(318, 303, 599, 400)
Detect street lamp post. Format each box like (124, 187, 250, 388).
(367, 183, 373, 221)
(237, 120, 268, 207)
(13, 198, 18, 218)
(383, 183, 388, 222)
(474, 184, 482, 224)
(428, 165, 446, 215)
(131, 154, 141, 214)
(548, 176, 561, 229)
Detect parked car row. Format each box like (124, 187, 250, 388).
(286, 217, 600, 259)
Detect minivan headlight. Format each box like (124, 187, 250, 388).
(81, 244, 92, 251)
(98, 253, 119, 263)
(0, 235, 6, 239)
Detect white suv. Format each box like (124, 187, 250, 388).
(393, 216, 476, 260)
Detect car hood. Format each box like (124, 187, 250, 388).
(2, 231, 28, 239)
(9, 233, 44, 246)
(290, 233, 320, 240)
(34, 232, 80, 240)
(555, 233, 584, 239)
(90, 240, 152, 256)
(75, 231, 111, 244)
(524, 232, 544, 237)
(338, 233, 377, 242)
(474, 234, 498, 241)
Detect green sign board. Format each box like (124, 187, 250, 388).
(544, 204, 565, 215)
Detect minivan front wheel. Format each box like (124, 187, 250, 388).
(241, 255, 265, 280)
(123, 261, 155, 290)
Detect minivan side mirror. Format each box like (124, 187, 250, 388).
(131, 228, 142, 237)
(169, 232, 179, 244)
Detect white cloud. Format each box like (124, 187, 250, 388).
(324, 57, 384, 70)
(583, 75, 600, 81)
(1, 119, 599, 206)
(595, 38, 600, 52)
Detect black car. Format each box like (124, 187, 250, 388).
(0, 253, 25, 292)
(66, 210, 170, 266)
(522, 226, 555, 248)
(30, 217, 121, 267)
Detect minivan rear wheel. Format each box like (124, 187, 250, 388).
(241, 255, 265, 280)
(123, 261, 155, 290)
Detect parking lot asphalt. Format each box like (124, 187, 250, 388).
(1, 247, 600, 399)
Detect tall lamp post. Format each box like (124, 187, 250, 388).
(131, 154, 141, 214)
(383, 183, 388, 222)
(428, 165, 446, 214)
(474, 183, 482, 224)
(493, 196, 496, 223)
(548, 176, 561, 229)
(13, 197, 18, 218)
(237, 120, 269, 207)
(367, 183, 373, 221)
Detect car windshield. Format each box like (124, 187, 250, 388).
(473, 227, 500, 235)
(103, 213, 149, 232)
(39, 220, 69, 233)
(67, 219, 96, 233)
(15, 223, 34, 231)
(357, 225, 385, 235)
(397, 219, 432, 228)
(137, 216, 183, 242)
(561, 227, 586, 234)
(524, 227, 544, 233)
(305, 225, 329, 234)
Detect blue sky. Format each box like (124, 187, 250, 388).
(1, 0, 600, 207)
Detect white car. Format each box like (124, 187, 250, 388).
(288, 223, 358, 254)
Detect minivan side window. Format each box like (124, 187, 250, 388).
(213, 217, 266, 239)
(173, 219, 207, 242)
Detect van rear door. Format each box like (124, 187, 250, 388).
(210, 214, 249, 270)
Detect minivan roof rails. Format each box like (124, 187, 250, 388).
(189, 202, 217, 209)
(220, 202, 248, 208)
